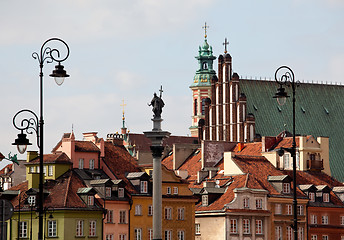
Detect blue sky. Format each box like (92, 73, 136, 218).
(1, 0, 344, 166)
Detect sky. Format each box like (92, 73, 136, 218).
(1, 0, 344, 167)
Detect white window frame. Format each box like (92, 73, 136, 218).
(283, 182, 291, 194)
(322, 235, 328, 240)
(298, 227, 304, 240)
(230, 219, 237, 234)
(165, 207, 172, 220)
(28, 195, 36, 206)
(87, 195, 94, 206)
(89, 220, 96, 236)
(275, 204, 282, 215)
(287, 226, 293, 240)
(311, 235, 318, 240)
(243, 197, 249, 208)
(135, 205, 142, 216)
(48, 165, 53, 176)
(256, 219, 263, 234)
(118, 188, 124, 198)
(134, 228, 142, 240)
(47, 220, 57, 237)
(323, 193, 330, 202)
(311, 214, 317, 224)
(119, 210, 126, 224)
(166, 187, 171, 195)
(177, 230, 185, 240)
(275, 226, 282, 240)
(322, 215, 328, 225)
(148, 228, 153, 240)
(76, 220, 84, 237)
(106, 210, 113, 223)
(177, 208, 184, 220)
(106, 234, 114, 240)
(256, 198, 262, 209)
(79, 158, 84, 169)
(173, 187, 178, 195)
(298, 205, 304, 216)
(202, 195, 208, 206)
(105, 187, 112, 198)
(341, 216, 344, 225)
(286, 204, 292, 215)
(89, 159, 95, 170)
(309, 192, 315, 202)
(164, 230, 172, 240)
(19, 221, 28, 238)
(140, 181, 148, 193)
(243, 219, 250, 234)
(195, 223, 200, 235)
(43, 166, 47, 176)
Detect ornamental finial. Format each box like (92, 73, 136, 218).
(202, 22, 209, 39)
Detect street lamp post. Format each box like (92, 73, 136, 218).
(12, 38, 70, 240)
(273, 66, 298, 240)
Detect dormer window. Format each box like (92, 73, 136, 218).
(140, 181, 148, 193)
(202, 195, 208, 206)
(28, 195, 36, 206)
(323, 193, 330, 202)
(283, 183, 291, 194)
(118, 188, 124, 198)
(243, 198, 250, 209)
(87, 196, 94, 206)
(105, 187, 111, 198)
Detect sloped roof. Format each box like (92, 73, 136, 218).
(127, 133, 197, 152)
(75, 141, 100, 152)
(0, 152, 4, 160)
(240, 79, 344, 181)
(26, 152, 72, 165)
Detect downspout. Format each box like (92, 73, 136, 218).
(102, 198, 106, 240)
(128, 198, 133, 240)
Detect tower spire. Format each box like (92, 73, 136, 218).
(223, 38, 229, 54)
(120, 99, 127, 134)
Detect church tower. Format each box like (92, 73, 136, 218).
(189, 23, 217, 137)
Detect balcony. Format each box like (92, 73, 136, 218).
(307, 159, 324, 171)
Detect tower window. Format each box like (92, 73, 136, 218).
(194, 99, 198, 116)
(201, 98, 206, 115)
(203, 62, 208, 70)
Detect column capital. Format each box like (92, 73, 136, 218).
(150, 146, 164, 158)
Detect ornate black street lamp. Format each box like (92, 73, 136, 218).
(12, 38, 70, 240)
(273, 66, 298, 240)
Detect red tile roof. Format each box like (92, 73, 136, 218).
(233, 142, 263, 156)
(75, 141, 100, 152)
(0, 164, 13, 176)
(26, 152, 72, 164)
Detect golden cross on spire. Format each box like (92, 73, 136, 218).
(202, 22, 209, 38)
(223, 38, 229, 54)
(120, 99, 126, 116)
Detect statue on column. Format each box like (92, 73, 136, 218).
(149, 92, 164, 119)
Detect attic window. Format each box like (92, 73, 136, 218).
(323, 193, 330, 202)
(28, 195, 36, 206)
(118, 188, 124, 198)
(283, 183, 291, 194)
(87, 195, 94, 206)
(140, 181, 148, 193)
(202, 195, 208, 206)
(309, 192, 315, 202)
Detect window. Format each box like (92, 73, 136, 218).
(298, 205, 304, 215)
(243, 197, 250, 208)
(256, 220, 263, 234)
(148, 229, 153, 240)
(118, 188, 124, 198)
(195, 223, 200, 235)
(106, 234, 114, 240)
(76, 220, 84, 237)
(202, 195, 208, 206)
(286, 204, 292, 215)
(256, 199, 262, 209)
(201, 98, 206, 115)
(243, 219, 250, 234)
(166, 187, 171, 195)
(79, 159, 84, 169)
(165, 207, 172, 220)
(47, 220, 57, 237)
(30, 166, 35, 173)
(322, 236, 328, 240)
(283, 183, 291, 194)
(275, 204, 282, 214)
(28, 195, 36, 206)
(311, 235, 317, 240)
(299, 227, 304, 240)
(48, 165, 53, 176)
(177, 208, 184, 220)
(194, 99, 197, 116)
(106, 210, 113, 223)
(341, 216, 344, 225)
(43, 166, 47, 176)
(119, 234, 127, 240)
(135, 205, 142, 216)
(275, 226, 282, 240)
(89, 220, 96, 236)
(134, 228, 142, 240)
(19, 221, 28, 238)
(140, 181, 148, 193)
(119, 210, 126, 224)
(177, 230, 185, 240)
(311, 214, 317, 224)
(286, 226, 293, 240)
(284, 154, 290, 169)
(230, 219, 237, 233)
(148, 205, 153, 216)
(88, 195, 94, 206)
(164, 230, 172, 240)
(322, 215, 328, 225)
(323, 193, 330, 202)
(173, 187, 178, 195)
(309, 192, 315, 202)
(106, 187, 112, 198)
(89, 159, 95, 170)
(36, 166, 40, 173)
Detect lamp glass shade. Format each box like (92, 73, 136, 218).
(17, 144, 27, 154)
(49, 64, 69, 86)
(277, 97, 287, 106)
(273, 86, 289, 106)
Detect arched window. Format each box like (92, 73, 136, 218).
(203, 62, 208, 70)
(194, 99, 198, 116)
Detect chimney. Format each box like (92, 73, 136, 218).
(237, 142, 245, 152)
(27, 151, 38, 162)
(83, 132, 98, 143)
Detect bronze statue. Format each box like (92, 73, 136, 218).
(149, 92, 165, 118)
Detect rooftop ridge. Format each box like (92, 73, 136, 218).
(240, 76, 344, 86)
